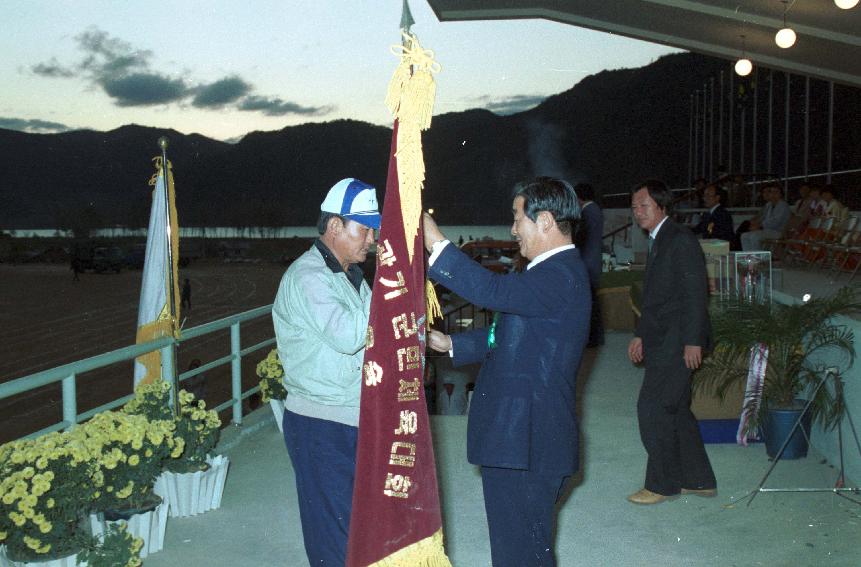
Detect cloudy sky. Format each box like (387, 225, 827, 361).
(3, 1, 679, 142)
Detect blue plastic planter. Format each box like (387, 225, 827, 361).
(762, 402, 813, 459)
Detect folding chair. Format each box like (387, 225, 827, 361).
(822, 216, 861, 274)
(781, 217, 822, 266)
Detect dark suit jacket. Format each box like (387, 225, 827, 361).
(575, 201, 604, 285)
(693, 205, 734, 242)
(635, 219, 712, 368)
(430, 244, 590, 475)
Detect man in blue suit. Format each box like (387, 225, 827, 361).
(424, 177, 591, 567)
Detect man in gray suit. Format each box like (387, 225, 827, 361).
(627, 179, 716, 505)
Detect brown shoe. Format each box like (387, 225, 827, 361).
(681, 488, 717, 498)
(627, 488, 677, 505)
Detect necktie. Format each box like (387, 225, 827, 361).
(648, 235, 654, 253)
(487, 312, 500, 349)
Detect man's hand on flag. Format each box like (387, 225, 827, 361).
(422, 212, 446, 253)
(428, 329, 452, 353)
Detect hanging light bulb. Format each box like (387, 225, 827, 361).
(775, 27, 796, 48)
(834, 0, 859, 9)
(775, 1, 796, 48)
(735, 33, 752, 77)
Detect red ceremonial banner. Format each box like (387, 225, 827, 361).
(346, 121, 450, 566)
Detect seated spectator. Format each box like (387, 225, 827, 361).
(741, 183, 791, 251)
(792, 183, 813, 216)
(692, 184, 734, 242)
(821, 186, 849, 224)
(808, 186, 825, 218)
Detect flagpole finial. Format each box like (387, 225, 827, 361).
(400, 0, 415, 32)
(158, 136, 169, 150)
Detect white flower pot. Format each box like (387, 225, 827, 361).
(0, 547, 82, 567)
(154, 454, 230, 518)
(269, 398, 286, 432)
(90, 499, 169, 559)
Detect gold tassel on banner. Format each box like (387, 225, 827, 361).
(425, 280, 443, 325)
(387, 31, 440, 264)
(386, 60, 412, 115)
(400, 69, 436, 130)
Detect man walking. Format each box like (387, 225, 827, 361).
(272, 178, 379, 565)
(627, 179, 716, 505)
(424, 177, 590, 566)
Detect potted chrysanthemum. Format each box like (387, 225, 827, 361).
(78, 523, 144, 567)
(83, 410, 182, 558)
(0, 429, 97, 566)
(256, 348, 287, 431)
(125, 380, 228, 518)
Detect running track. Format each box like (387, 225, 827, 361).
(0, 261, 285, 443)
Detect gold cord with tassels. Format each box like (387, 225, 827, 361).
(386, 31, 443, 323)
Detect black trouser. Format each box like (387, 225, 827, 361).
(481, 466, 569, 567)
(637, 360, 716, 495)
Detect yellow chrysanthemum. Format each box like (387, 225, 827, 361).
(116, 481, 135, 499)
(24, 535, 42, 551)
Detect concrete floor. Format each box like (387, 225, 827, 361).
(143, 329, 861, 567)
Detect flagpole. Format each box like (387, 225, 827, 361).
(158, 136, 180, 414)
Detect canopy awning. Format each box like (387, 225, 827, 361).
(425, 0, 861, 87)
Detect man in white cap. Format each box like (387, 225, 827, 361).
(272, 178, 380, 566)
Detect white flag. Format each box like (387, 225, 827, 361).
(134, 156, 180, 386)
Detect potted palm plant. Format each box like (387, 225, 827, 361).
(694, 285, 861, 458)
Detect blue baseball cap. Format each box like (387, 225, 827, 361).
(320, 178, 381, 229)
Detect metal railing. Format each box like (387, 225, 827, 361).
(0, 305, 275, 443)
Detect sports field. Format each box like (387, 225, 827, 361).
(0, 256, 295, 443)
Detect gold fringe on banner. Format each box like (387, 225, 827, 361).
(387, 31, 440, 264)
(425, 280, 443, 325)
(368, 529, 452, 567)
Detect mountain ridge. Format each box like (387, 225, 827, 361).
(2, 52, 858, 229)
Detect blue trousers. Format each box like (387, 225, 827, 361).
(282, 409, 357, 566)
(481, 466, 569, 567)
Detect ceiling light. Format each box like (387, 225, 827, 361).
(834, 0, 859, 9)
(775, 1, 796, 49)
(775, 27, 796, 48)
(735, 33, 752, 77)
